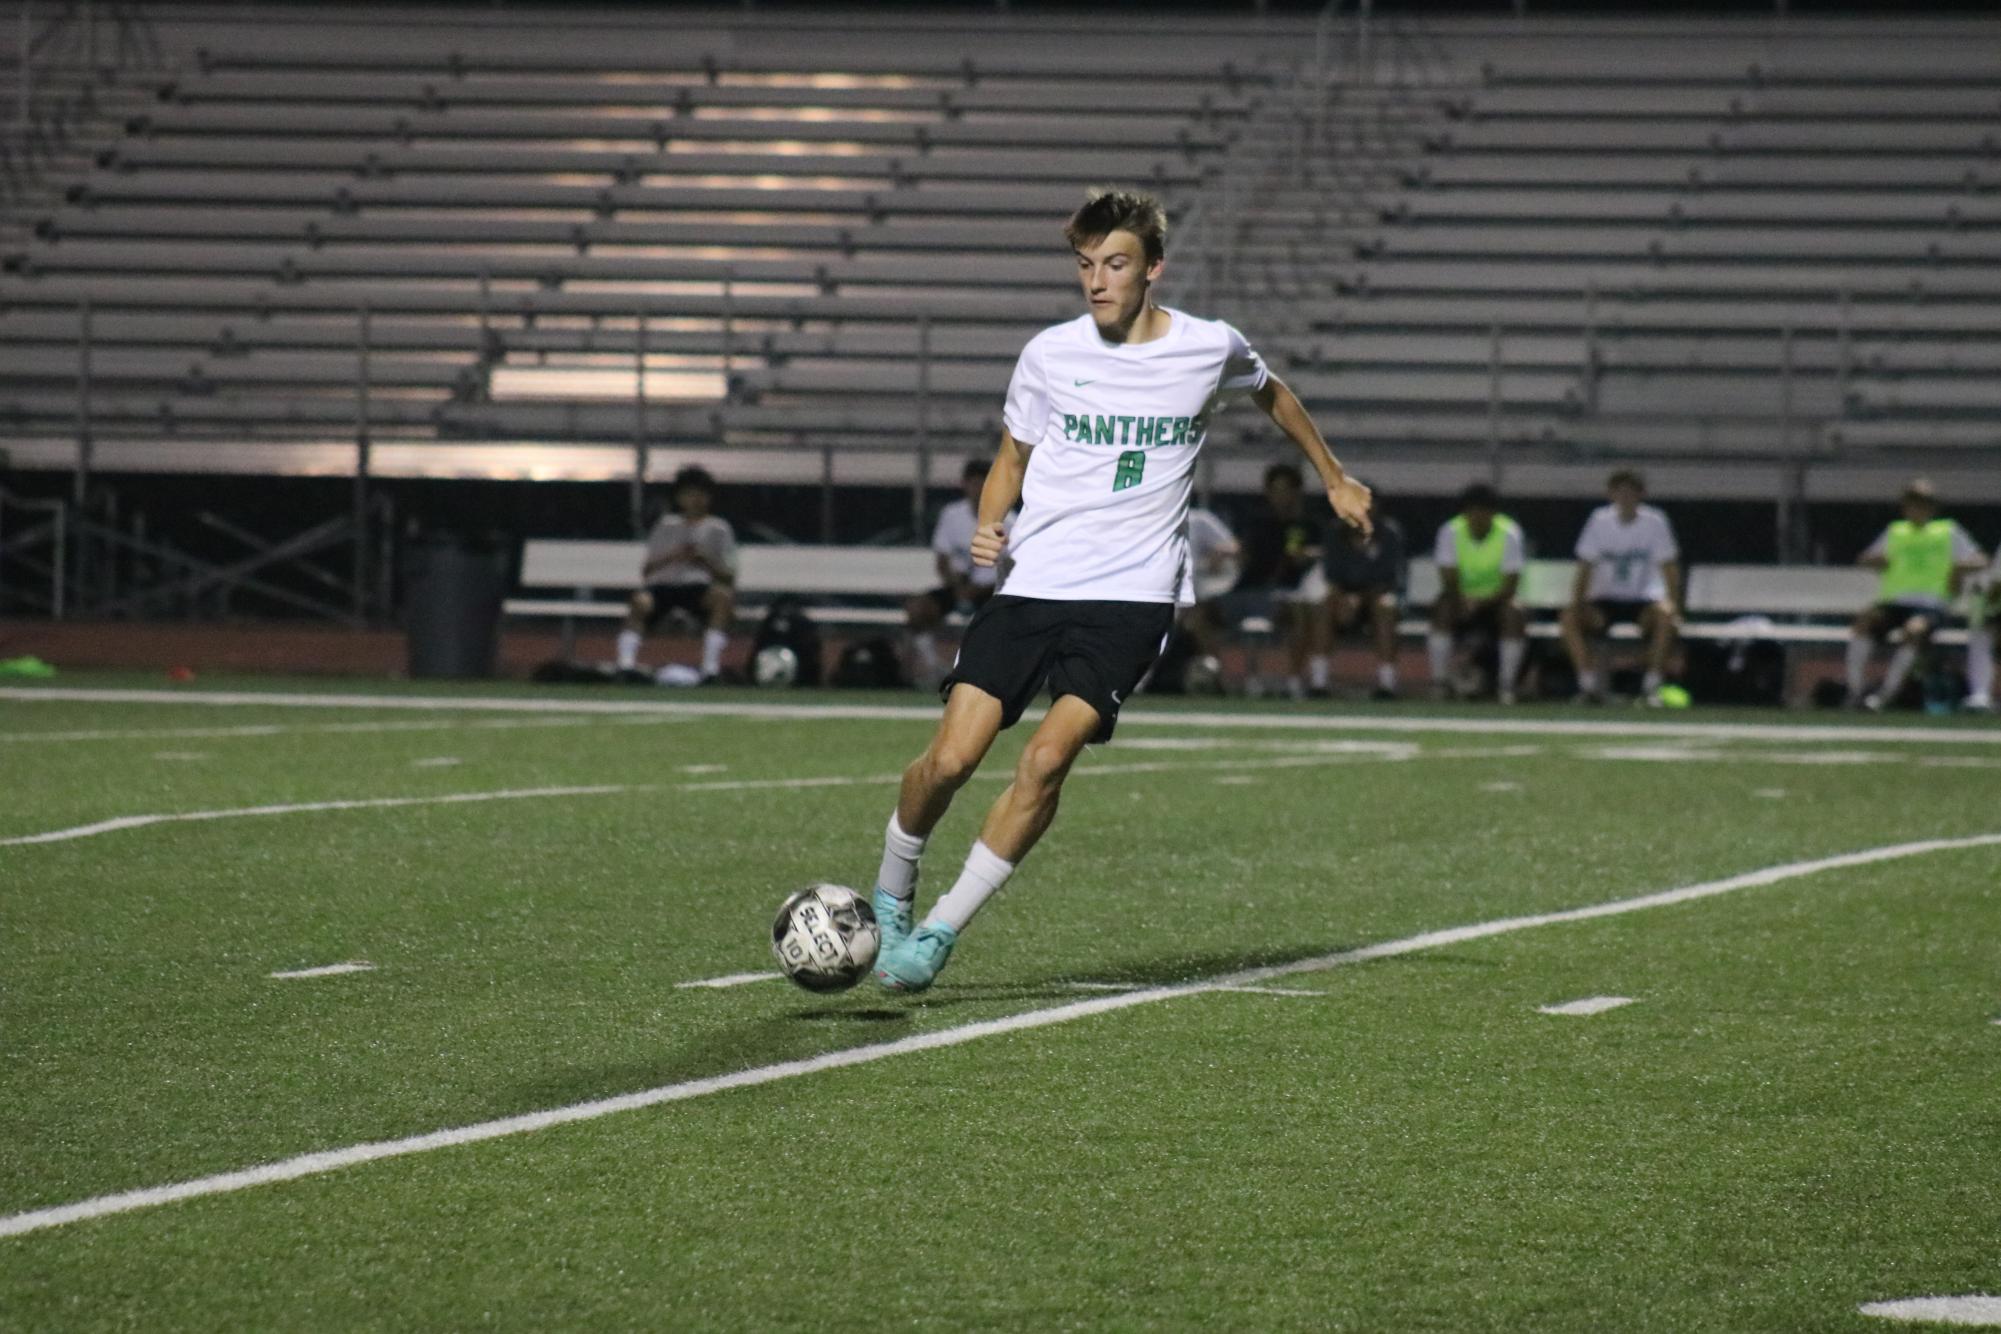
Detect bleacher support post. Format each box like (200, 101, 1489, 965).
(913, 315, 932, 537)
(1486, 320, 1502, 482)
(632, 310, 649, 537)
(354, 304, 372, 620)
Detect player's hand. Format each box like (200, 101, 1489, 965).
(1329, 476, 1373, 540)
(970, 521, 1008, 569)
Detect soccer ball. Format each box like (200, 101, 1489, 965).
(771, 884, 880, 992)
(754, 644, 799, 688)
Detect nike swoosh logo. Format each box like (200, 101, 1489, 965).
(1073, 378, 1096, 386)
(1110, 690, 1122, 704)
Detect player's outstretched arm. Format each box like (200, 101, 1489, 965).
(970, 429, 1029, 568)
(1252, 374, 1371, 539)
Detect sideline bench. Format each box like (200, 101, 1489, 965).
(505, 539, 951, 656)
(507, 540, 1974, 662)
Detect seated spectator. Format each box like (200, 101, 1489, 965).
(1236, 462, 1325, 699)
(617, 465, 736, 684)
(1847, 478, 1987, 711)
(1316, 489, 1405, 700)
(906, 459, 1013, 688)
(1428, 483, 1528, 704)
(1560, 469, 1681, 706)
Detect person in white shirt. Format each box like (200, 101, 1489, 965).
(1846, 479, 1987, 711)
(1965, 547, 1999, 712)
(616, 465, 736, 683)
(1559, 470, 1682, 705)
(1178, 504, 1241, 662)
(905, 459, 1015, 687)
(868, 188, 1371, 993)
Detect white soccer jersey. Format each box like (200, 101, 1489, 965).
(999, 309, 1268, 603)
(1574, 504, 1679, 602)
(643, 513, 736, 586)
(931, 497, 1012, 589)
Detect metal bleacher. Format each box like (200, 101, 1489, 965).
(1, 7, 1999, 504)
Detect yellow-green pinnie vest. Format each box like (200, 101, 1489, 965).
(1878, 518, 1957, 603)
(1449, 513, 1521, 600)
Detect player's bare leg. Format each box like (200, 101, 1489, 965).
(1368, 592, 1399, 698)
(1426, 596, 1460, 699)
(877, 695, 1100, 993)
(1845, 605, 1886, 706)
(616, 589, 654, 671)
(1563, 602, 1606, 701)
(1640, 601, 1676, 702)
(1497, 601, 1528, 704)
(699, 584, 735, 680)
(872, 685, 1004, 952)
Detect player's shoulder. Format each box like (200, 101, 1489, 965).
(1583, 502, 1618, 526)
(1637, 503, 1674, 528)
(1165, 307, 1249, 351)
(1019, 314, 1094, 356)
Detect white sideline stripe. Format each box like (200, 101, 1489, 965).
(0, 786, 632, 847)
(410, 757, 462, 768)
(0, 751, 1515, 849)
(1537, 996, 1637, 1016)
(676, 972, 782, 990)
(8, 686, 2001, 746)
(1859, 1295, 2001, 1325)
(1066, 981, 1320, 997)
(269, 962, 375, 980)
(0, 716, 666, 744)
(5, 828, 1998, 1241)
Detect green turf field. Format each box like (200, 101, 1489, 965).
(3, 678, 1999, 1330)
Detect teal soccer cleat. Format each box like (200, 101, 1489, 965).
(874, 922, 958, 994)
(872, 887, 913, 954)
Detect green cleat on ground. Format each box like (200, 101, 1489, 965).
(871, 887, 913, 954)
(874, 921, 958, 994)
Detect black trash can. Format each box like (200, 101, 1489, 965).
(405, 533, 508, 680)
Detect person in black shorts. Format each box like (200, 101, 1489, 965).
(864, 188, 1372, 994)
(1316, 489, 1405, 699)
(616, 466, 737, 683)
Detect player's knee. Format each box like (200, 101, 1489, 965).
(626, 590, 652, 623)
(921, 738, 982, 790)
(1903, 615, 1933, 643)
(1016, 736, 1078, 795)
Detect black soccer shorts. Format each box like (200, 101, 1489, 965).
(941, 595, 1175, 743)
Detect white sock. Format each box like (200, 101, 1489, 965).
(616, 628, 641, 670)
(912, 631, 940, 677)
(1845, 635, 1871, 697)
(701, 627, 727, 677)
(926, 840, 1015, 933)
(1578, 669, 1601, 694)
(1426, 631, 1452, 681)
(1498, 638, 1525, 690)
(1968, 628, 1994, 702)
(1375, 661, 1396, 690)
(1308, 655, 1330, 690)
(1642, 669, 1663, 693)
(1879, 644, 1918, 701)
(876, 811, 927, 901)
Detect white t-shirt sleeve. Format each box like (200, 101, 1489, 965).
(1951, 522, 1983, 562)
(930, 506, 958, 560)
(706, 518, 739, 578)
(1861, 527, 1890, 562)
(1501, 526, 1526, 573)
(1002, 340, 1050, 446)
(1574, 512, 1605, 562)
(1652, 510, 1680, 565)
(1217, 322, 1270, 398)
(1433, 522, 1458, 567)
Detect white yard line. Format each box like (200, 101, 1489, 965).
(269, 963, 376, 980)
(675, 972, 783, 990)
(0, 716, 680, 745)
(1537, 996, 1637, 1017)
(3, 828, 1996, 1241)
(0, 786, 634, 848)
(7, 686, 2001, 746)
(1858, 1295, 2001, 1325)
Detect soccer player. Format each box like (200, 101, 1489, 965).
(1560, 469, 1681, 705)
(1428, 482, 1528, 704)
(616, 465, 736, 684)
(905, 459, 1012, 687)
(1317, 489, 1406, 700)
(1846, 479, 1986, 711)
(867, 189, 1371, 992)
